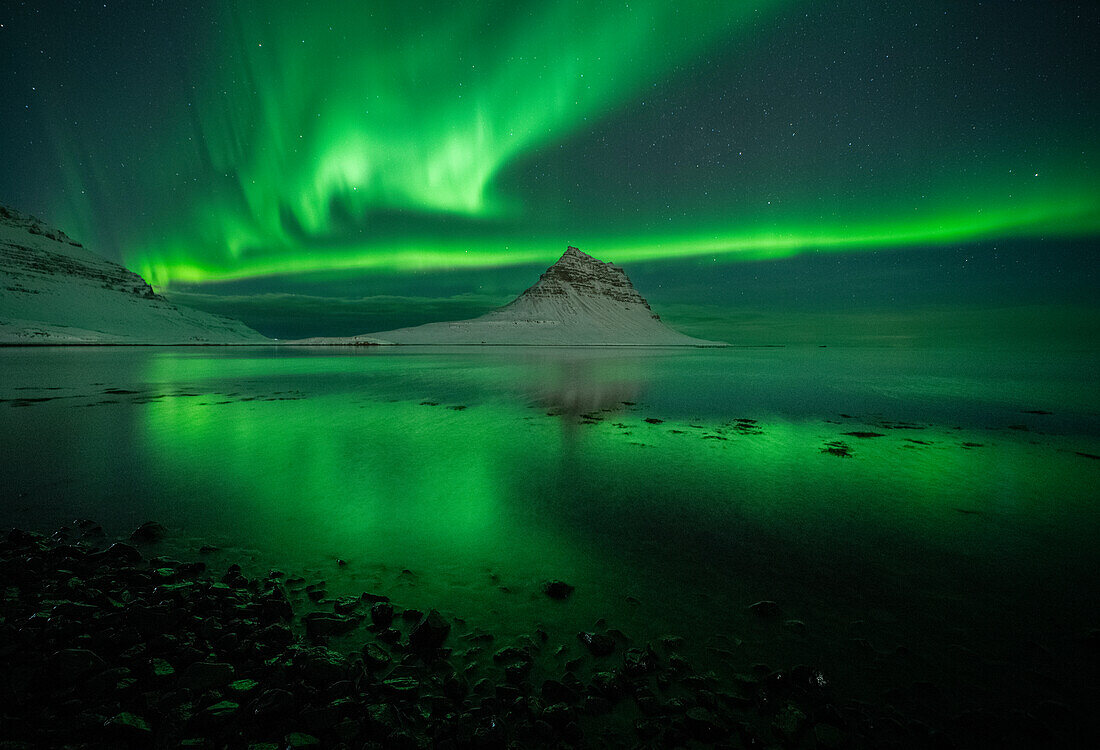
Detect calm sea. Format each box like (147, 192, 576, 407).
(2, 345, 1098, 714)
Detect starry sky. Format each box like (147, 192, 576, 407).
(2, 1, 1098, 344)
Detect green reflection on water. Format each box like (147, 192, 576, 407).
(1, 346, 1098, 705)
(135, 347, 1100, 644)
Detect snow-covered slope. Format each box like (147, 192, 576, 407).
(0, 206, 266, 344)
(365, 246, 725, 346)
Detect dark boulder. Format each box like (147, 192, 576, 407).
(252, 687, 296, 717)
(179, 661, 235, 691)
(51, 648, 106, 678)
(542, 580, 575, 600)
(362, 643, 391, 670)
(129, 521, 167, 544)
(408, 609, 450, 654)
(259, 586, 293, 622)
(578, 631, 615, 657)
(370, 601, 394, 628)
(89, 542, 142, 566)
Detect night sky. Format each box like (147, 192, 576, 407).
(2, 1, 1098, 343)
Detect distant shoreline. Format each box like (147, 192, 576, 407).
(0, 342, 766, 349)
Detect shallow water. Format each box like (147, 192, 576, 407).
(2, 345, 1099, 720)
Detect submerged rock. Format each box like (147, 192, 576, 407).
(303, 612, 358, 639)
(542, 580, 575, 600)
(748, 600, 782, 618)
(129, 521, 167, 544)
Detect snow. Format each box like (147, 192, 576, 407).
(0, 206, 267, 344)
(1, 209, 722, 348)
(358, 246, 726, 346)
(284, 335, 394, 346)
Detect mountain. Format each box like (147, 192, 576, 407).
(0, 206, 266, 344)
(360, 246, 725, 346)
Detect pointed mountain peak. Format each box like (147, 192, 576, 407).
(553, 245, 610, 269)
(362, 242, 726, 346)
(561, 245, 594, 261)
(509, 245, 648, 312)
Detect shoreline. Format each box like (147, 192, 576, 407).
(0, 521, 908, 749)
(4, 521, 1093, 747)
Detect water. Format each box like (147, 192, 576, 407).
(2, 345, 1099, 721)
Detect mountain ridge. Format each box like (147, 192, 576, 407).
(0, 205, 267, 344)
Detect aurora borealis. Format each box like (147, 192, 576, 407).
(3, 0, 1098, 339)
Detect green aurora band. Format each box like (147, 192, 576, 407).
(44, 1, 1100, 287)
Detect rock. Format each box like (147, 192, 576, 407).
(179, 661, 235, 691)
(541, 678, 578, 704)
(542, 702, 575, 726)
(685, 706, 719, 739)
(84, 666, 132, 696)
(772, 703, 807, 741)
(362, 643, 391, 670)
(370, 601, 395, 627)
(542, 580, 575, 600)
(365, 703, 401, 734)
(257, 623, 294, 646)
(259, 586, 293, 622)
(408, 609, 450, 654)
(635, 695, 660, 716)
(383, 676, 420, 696)
(104, 711, 152, 736)
(303, 612, 357, 639)
(129, 521, 167, 544)
(202, 700, 239, 722)
(228, 678, 260, 694)
(623, 647, 659, 677)
(90, 542, 142, 565)
(252, 688, 295, 717)
(294, 647, 348, 684)
(577, 631, 615, 657)
(493, 646, 531, 664)
(583, 695, 611, 715)
(80, 523, 106, 539)
(334, 717, 360, 742)
(51, 648, 106, 677)
(748, 600, 782, 617)
(283, 732, 321, 748)
(151, 657, 175, 679)
(814, 722, 844, 749)
(333, 595, 360, 614)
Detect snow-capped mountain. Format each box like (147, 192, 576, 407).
(364, 246, 725, 346)
(0, 205, 266, 344)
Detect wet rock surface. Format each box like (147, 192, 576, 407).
(0, 524, 1093, 748)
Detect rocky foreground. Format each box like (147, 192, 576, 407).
(0, 523, 1071, 749)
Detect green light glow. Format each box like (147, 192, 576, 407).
(33, 1, 1099, 289)
(136, 188, 1097, 286)
(129, 1, 791, 285)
